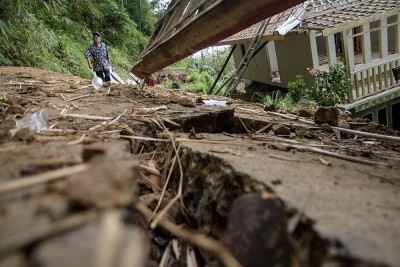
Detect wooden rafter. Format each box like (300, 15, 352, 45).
(131, 0, 305, 79)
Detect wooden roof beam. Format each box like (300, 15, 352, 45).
(131, 0, 305, 79)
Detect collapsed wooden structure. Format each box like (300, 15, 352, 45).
(131, 0, 305, 79)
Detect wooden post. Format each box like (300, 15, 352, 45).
(326, 34, 337, 65)
(366, 69, 371, 95)
(353, 73, 359, 98)
(362, 23, 372, 63)
(343, 29, 355, 74)
(383, 64, 388, 88)
(360, 71, 365, 97)
(310, 31, 320, 69)
(378, 65, 383, 90)
(396, 14, 400, 54)
(343, 29, 355, 100)
(372, 67, 377, 92)
(380, 17, 389, 59)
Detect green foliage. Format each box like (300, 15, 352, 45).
(0, 0, 158, 79)
(163, 79, 180, 89)
(306, 64, 351, 106)
(296, 99, 318, 113)
(288, 75, 306, 103)
(0, 94, 6, 102)
(185, 70, 214, 94)
(255, 91, 294, 112)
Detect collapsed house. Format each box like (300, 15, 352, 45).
(220, 0, 400, 129)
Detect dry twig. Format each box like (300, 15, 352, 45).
(0, 164, 89, 195)
(65, 94, 91, 102)
(135, 203, 243, 267)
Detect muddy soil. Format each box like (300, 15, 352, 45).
(0, 67, 399, 267)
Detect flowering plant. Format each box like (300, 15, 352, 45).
(306, 64, 351, 106)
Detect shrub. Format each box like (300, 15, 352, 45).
(306, 63, 351, 106)
(288, 75, 306, 103)
(185, 70, 214, 94)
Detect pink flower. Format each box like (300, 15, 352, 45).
(309, 69, 317, 76)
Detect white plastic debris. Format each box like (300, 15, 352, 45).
(203, 100, 227, 107)
(15, 109, 48, 132)
(92, 72, 103, 90)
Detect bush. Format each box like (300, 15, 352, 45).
(185, 70, 214, 94)
(288, 75, 306, 103)
(306, 63, 351, 106)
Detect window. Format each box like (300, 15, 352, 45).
(370, 20, 380, 60)
(387, 15, 397, 54)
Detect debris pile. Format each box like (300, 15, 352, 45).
(0, 67, 399, 267)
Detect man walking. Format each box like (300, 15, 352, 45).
(85, 32, 111, 82)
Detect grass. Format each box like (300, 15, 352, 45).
(255, 91, 294, 112)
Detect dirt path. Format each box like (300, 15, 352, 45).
(0, 66, 399, 267)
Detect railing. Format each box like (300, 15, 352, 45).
(349, 57, 400, 102)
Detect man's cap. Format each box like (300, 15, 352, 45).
(93, 32, 101, 37)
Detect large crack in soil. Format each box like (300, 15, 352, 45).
(162, 144, 388, 267)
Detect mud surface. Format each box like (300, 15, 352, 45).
(0, 67, 399, 267)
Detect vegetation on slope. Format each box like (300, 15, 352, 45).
(0, 0, 166, 79)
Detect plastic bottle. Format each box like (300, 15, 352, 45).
(15, 109, 48, 132)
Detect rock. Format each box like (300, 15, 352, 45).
(338, 119, 350, 129)
(223, 192, 298, 267)
(271, 179, 282, 185)
(195, 97, 203, 104)
(314, 106, 339, 126)
(32, 211, 149, 267)
(68, 155, 138, 209)
(297, 108, 313, 118)
(264, 104, 276, 112)
(273, 124, 291, 136)
(69, 83, 78, 89)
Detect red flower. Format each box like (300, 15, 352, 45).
(309, 69, 317, 76)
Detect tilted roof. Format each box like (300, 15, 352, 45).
(219, 0, 400, 45)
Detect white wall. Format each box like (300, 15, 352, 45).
(274, 33, 314, 87)
(232, 43, 272, 84)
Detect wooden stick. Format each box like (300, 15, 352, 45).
(135, 202, 243, 267)
(108, 109, 128, 125)
(59, 93, 67, 101)
(70, 102, 79, 109)
(266, 111, 315, 125)
(61, 113, 113, 121)
(151, 154, 178, 220)
(237, 116, 251, 133)
(0, 164, 89, 195)
(67, 134, 86, 146)
(120, 135, 251, 146)
(0, 211, 96, 255)
(291, 144, 388, 166)
(151, 129, 184, 229)
(65, 94, 91, 102)
(330, 126, 400, 142)
(139, 164, 161, 177)
(256, 122, 273, 134)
